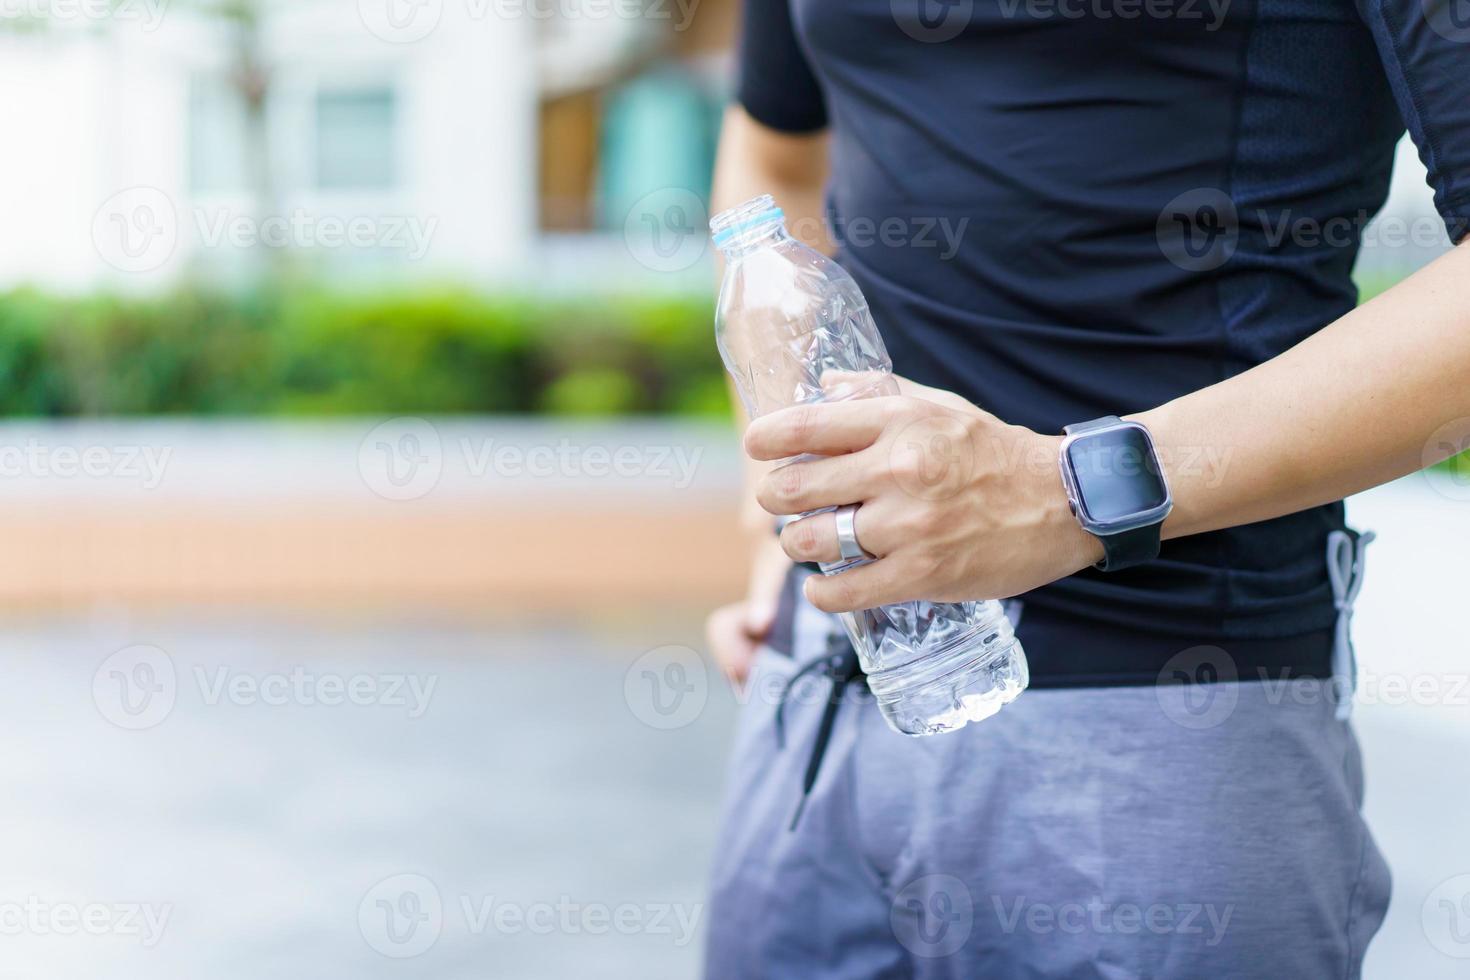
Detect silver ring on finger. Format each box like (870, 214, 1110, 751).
(834, 503, 874, 562)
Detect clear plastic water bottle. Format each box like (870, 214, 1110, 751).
(711, 194, 1028, 737)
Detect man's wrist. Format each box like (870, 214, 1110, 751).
(1035, 433, 1106, 572)
(1125, 403, 1197, 542)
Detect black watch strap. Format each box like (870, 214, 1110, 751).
(1063, 416, 1164, 573)
(1092, 524, 1162, 572)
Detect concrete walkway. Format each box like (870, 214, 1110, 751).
(0, 617, 734, 979)
(0, 418, 749, 612)
(1347, 471, 1470, 979)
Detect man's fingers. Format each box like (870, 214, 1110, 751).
(893, 374, 985, 415)
(780, 511, 843, 565)
(780, 501, 894, 564)
(803, 558, 910, 614)
(706, 602, 759, 686)
(743, 399, 896, 461)
(818, 369, 890, 400)
(755, 449, 883, 515)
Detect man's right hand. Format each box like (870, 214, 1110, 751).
(705, 536, 791, 687)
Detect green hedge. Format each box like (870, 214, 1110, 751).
(0, 287, 729, 417)
(5, 278, 1461, 483)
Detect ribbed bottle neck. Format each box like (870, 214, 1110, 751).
(710, 194, 789, 257)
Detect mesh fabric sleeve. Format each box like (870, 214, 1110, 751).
(1357, 0, 1470, 242)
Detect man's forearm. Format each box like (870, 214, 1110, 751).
(1134, 241, 1470, 541)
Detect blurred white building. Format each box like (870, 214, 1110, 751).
(0, 0, 1445, 294)
(0, 0, 729, 293)
(0, 3, 522, 289)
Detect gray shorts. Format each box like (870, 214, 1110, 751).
(703, 604, 1391, 979)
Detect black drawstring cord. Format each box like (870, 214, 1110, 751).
(772, 653, 834, 751)
(775, 630, 866, 831)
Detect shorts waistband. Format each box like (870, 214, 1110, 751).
(1013, 601, 1334, 688)
(767, 567, 1334, 689)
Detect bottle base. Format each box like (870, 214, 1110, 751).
(871, 640, 1029, 738)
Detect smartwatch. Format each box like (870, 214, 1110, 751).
(1058, 416, 1173, 572)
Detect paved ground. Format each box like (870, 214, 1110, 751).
(0, 473, 1465, 978)
(1347, 471, 1470, 979)
(0, 616, 735, 979)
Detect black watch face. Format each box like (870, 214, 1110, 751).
(1067, 426, 1168, 525)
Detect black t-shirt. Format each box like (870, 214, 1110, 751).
(736, 0, 1469, 643)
